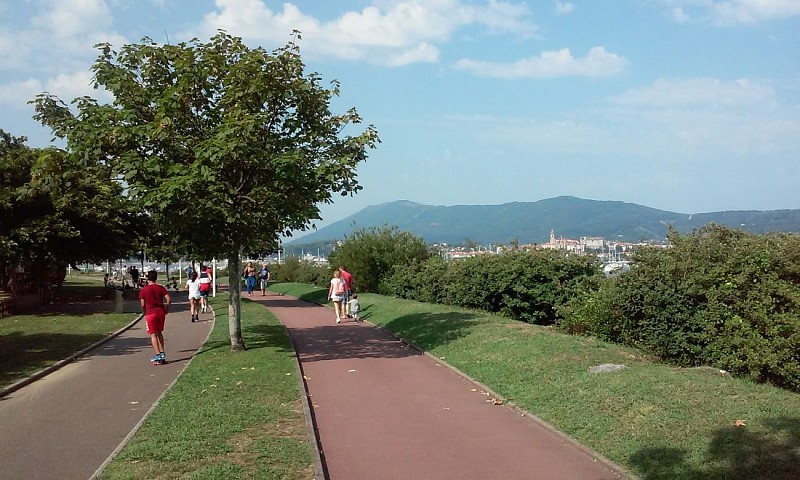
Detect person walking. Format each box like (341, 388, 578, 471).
(138, 270, 171, 365)
(348, 293, 361, 322)
(338, 265, 353, 318)
(186, 271, 201, 322)
(243, 262, 256, 297)
(328, 269, 346, 323)
(198, 264, 211, 313)
(259, 263, 271, 296)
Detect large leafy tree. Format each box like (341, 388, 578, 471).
(33, 31, 378, 349)
(0, 129, 139, 291)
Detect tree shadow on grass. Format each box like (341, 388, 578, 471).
(630, 417, 800, 479)
(0, 331, 116, 388)
(242, 323, 294, 353)
(383, 311, 484, 351)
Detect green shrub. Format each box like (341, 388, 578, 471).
(384, 249, 601, 325)
(585, 225, 800, 391)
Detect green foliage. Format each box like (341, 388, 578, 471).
(385, 249, 602, 324)
(0, 129, 139, 280)
(560, 225, 800, 391)
(271, 257, 327, 287)
(32, 30, 378, 348)
(327, 225, 430, 293)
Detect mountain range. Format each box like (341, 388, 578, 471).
(286, 196, 800, 248)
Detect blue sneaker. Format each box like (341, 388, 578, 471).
(159, 352, 166, 363)
(150, 353, 162, 363)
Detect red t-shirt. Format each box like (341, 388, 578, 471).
(139, 283, 168, 314)
(340, 270, 352, 291)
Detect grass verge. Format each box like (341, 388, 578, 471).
(0, 278, 135, 390)
(98, 293, 314, 480)
(268, 282, 800, 480)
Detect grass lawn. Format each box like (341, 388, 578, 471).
(98, 293, 315, 480)
(268, 282, 800, 480)
(0, 277, 136, 389)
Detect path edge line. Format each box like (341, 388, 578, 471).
(90, 307, 217, 479)
(0, 313, 144, 399)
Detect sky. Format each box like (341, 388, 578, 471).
(1, 0, 799, 234)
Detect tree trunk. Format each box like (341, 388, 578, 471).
(227, 251, 246, 350)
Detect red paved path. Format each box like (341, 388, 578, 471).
(255, 293, 631, 480)
(0, 297, 212, 480)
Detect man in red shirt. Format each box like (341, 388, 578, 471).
(338, 265, 353, 318)
(139, 270, 171, 365)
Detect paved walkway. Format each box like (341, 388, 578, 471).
(254, 293, 632, 480)
(0, 296, 212, 480)
(0, 290, 632, 480)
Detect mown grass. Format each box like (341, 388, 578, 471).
(0, 277, 135, 389)
(99, 293, 314, 480)
(268, 282, 800, 480)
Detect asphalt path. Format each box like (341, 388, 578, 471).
(255, 293, 632, 480)
(0, 296, 212, 480)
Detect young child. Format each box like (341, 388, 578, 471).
(139, 270, 171, 365)
(348, 294, 361, 322)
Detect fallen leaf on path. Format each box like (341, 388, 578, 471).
(734, 419, 747, 427)
(348, 369, 357, 373)
(491, 398, 503, 405)
(129, 401, 139, 405)
(303, 376, 311, 380)
(470, 388, 477, 392)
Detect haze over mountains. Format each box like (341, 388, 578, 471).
(287, 196, 800, 248)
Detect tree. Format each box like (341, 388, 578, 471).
(33, 31, 378, 349)
(0, 129, 139, 294)
(328, 225, 430, 293)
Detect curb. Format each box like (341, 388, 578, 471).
(90, 306, 218, 479)
(260, 292, 328, 480)
(364, 319, 639, 480)
(297, 292, 638, 480)
(0, 313, 144, 399)
(286, 326, 328, 480)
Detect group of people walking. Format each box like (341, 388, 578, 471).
(185, 264, 213, 322)
(138, 261, 361, 367)
(328, 265, 359, 323)
(242, 262, 271, 297)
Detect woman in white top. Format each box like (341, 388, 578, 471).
(186, 272, 201, 322)
(327, 269, 346, 323)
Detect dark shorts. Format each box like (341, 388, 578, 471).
(200, 289, 209, 297)
(145, 311, 165, 334)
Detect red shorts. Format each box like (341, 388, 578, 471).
(145, 311, 166, 334)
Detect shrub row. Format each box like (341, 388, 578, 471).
(382, 249, 601, 325)
(558, 225, 800, 391)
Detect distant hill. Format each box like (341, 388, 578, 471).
(285, 196, 800, 249)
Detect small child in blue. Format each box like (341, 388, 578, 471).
(348, 294, 361, 322)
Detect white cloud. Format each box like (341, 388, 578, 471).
(386, 43, 440, 66)
(609, 77, 776, 109)
(554, 1, 576, 15)
(0, 79, 44, 107)
(32, 0, 113, 38)
(192, 0, 537, 65)
(0, 70, 112, 107)
(454, 46, 627, 78)
(653, 0, 800, 25)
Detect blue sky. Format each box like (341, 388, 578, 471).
(1, 0, 799, 232)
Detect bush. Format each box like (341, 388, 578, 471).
(384, 249, 601, 325)
(328, 225, 431, 293)
(563, 225, 800, 391)
(271, 257, 328, 287)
